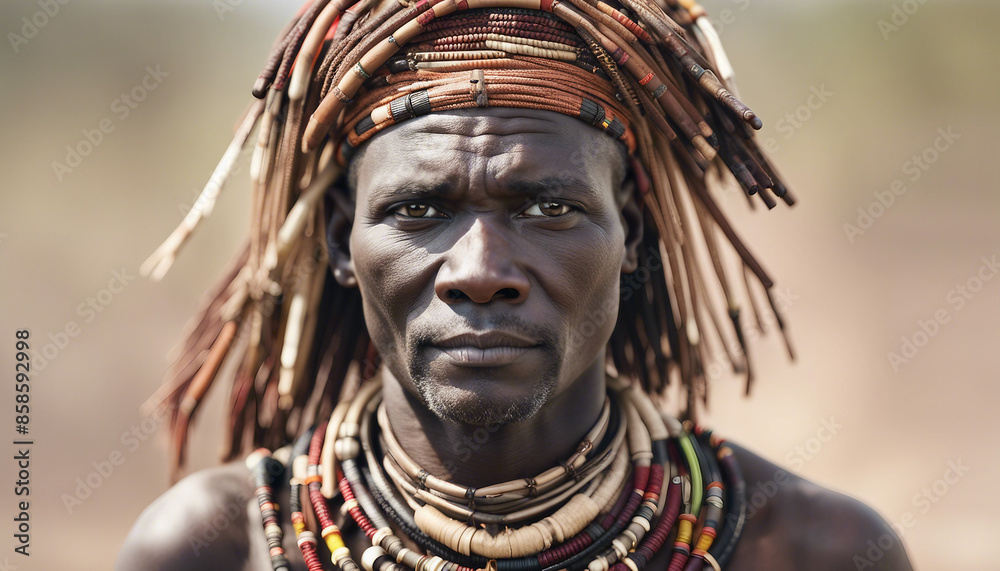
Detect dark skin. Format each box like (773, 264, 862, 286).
(117, 108, 913, 571)
(343, 108, 637, 484)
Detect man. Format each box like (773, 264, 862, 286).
(119, 1, 913, 569)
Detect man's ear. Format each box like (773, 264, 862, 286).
(325, 188, 357, 288)
(619, 158, 644, 274)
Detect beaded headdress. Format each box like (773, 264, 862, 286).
(142, 0, 794, 478)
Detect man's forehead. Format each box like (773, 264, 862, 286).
(369, 108, 616, 154)
(392, 107, 568, 135)
(349, 108, 627, 193)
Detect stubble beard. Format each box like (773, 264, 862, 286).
(408, 353, 561, 427)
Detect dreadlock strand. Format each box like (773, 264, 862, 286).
(292, 231, 334, 432)
(249, 94, 282, 270)
(302, 279, 344, 434)
(685, 169, 773, 289)
(765, 286, 796, 362)
(650, 135, 686, 246)
(223, 370, 254, 462)
(585, 20, 709, 156)
(658, 216, 693, 387)
(253, 9, 310, 97)
(591, 0, 653, 43)
(273, 0, 336, 93)
(318, 0, 407, 93)
(576, 27, 642, 113)
(694, 186, 734, 307)
(643, 12, 760, 131)
(615, 0, 681, 42)
(636, 77, 680, 159)
(692, 15, 736, 94)
(661, 66, 715, 141)
(562, 0, 638, 45)
(308, 267, 368, 426)
(264, 161, 341, 277)
(624, 301, 652, 386)
(311, 2, 429, 144)
(170, 319, 239, 480)
(692, 248, 739, 378)
(223, 309, 265, 462)
(141, 100, 264, 281)
(142, 243, 250, 419)
(276, 245, 322, 412)
(635, 250, 670, 389)
(270, 101, 310, 251)
(289, 0, 358, 102)
(663, 145, 711, 401)
(647, 222, 682, 393)
(692, 184, 748, 377)
(334, 0, 381, 45)
(608, 324, 632, 383)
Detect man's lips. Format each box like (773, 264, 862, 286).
(434, 331, 537, 349)
(429, 331, 540, 367)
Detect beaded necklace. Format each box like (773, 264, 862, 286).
(248, 377, 746, 571)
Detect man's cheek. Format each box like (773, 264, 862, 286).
(357, 248, 410, 303)
(564, 285, 616, 356)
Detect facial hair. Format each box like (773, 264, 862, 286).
(406, 314, 562, 427)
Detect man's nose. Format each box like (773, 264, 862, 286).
(434, 218, 530, 304)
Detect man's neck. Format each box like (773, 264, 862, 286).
(379, 360, 607, 486)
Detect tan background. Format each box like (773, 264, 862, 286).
(1, 0, 997, 569)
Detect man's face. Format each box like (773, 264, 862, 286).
(345, 107, 637, 426)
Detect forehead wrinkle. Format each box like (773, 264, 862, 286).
(388, 128, 570, 160)
(365, 135, 567, 197)
(358, 110, 626, 206)
(361, 107, 614, 164)
(486, 144, 616, 202)
(390, 108, 567, 139)
(363, 145, 482, 199)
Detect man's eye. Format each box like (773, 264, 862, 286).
(393, 203, 444, 218)
(523, 201, 574, 217)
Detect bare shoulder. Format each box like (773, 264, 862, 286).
(727, 444, 914, 571)
(116, 463, 263, 571)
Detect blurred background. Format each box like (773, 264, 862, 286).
(1, 0, 997, 568)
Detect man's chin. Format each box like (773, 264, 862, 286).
(416, 379, 555, 427)
(408, 347, 561, 426)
